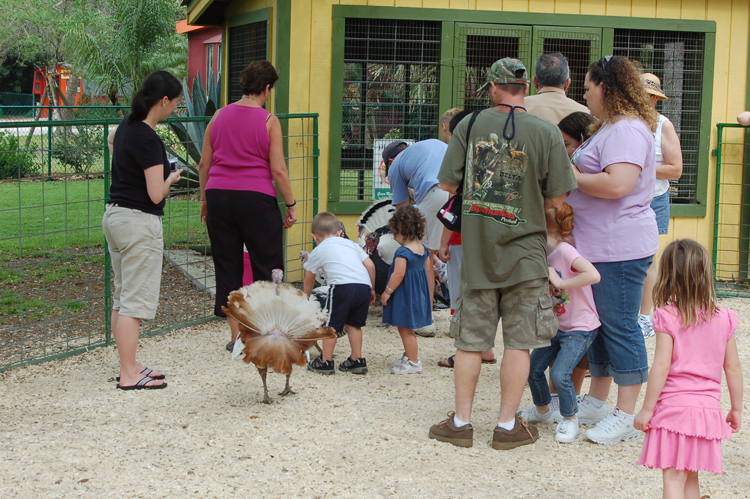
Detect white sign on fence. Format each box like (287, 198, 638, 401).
(372, 138, 414, 201)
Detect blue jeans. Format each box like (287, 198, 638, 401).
(650, 191, 670, 235)
(588, 256, 653, 385)
(528, 330, 597, 418)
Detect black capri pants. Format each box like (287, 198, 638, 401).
(206, 189, 284, 317)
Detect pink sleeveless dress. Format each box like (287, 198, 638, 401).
(637, 305, 737, 473)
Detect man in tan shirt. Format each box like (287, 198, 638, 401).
(524, 53, 589, 124)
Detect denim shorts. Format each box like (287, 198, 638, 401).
(588, 256, 653, 385)
(650, 191, 670, 235)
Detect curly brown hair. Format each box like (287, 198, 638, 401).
(388, 205, 425, 241)
(545, 202, 575, 245)
(587, 56, 657, 133)
(240, 61, 279, 96)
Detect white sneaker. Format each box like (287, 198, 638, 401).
(555, 418, 580, 443)
(517, 405, 559, 425)
(392, 353, 408, 368)
(415, 322, 436, 337)
(584, 408, 641, 445)
(639, 314, 655, 339)
(576, 395, 610, 425)
(392, 359, 423, 374)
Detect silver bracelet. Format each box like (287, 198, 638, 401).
(385, 285, 394, 293)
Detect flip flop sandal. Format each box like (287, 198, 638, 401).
(437, 355, 497, 368)
(117, 376, 167, 390)
(115, 367, 166, 382)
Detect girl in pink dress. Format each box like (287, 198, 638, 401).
(635, 239, 743, 498)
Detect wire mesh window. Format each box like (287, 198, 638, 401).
(456, 26, 531, 112)
(614, 29, 705, 205)
(341, 19, 441, 201)
(229, 21, 268, 103)
(533, 30, 601, 105)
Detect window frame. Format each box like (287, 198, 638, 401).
(227, 8, 270, 105)
(328, 5, 715, 216)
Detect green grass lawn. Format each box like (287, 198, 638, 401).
(0, 178, 208, 260)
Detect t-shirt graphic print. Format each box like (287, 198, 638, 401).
(464, 133, 529, 227)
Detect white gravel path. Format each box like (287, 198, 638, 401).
(1, 299, 748, 498)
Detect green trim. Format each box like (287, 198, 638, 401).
(328, 15, 346, 204)
(601, 28, 614, 58)
(276, 0, 291, 115)
(332, 6, 716, 33)
(692, 31, 716, 218)
(670, 204, 706, 218)
(438, 22, 455, 118)
(327, 200, 374, 215)
(227, 7, 270, 28)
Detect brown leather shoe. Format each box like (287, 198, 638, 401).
(429, 411, 473, 448)
(492, 414, 539, 450)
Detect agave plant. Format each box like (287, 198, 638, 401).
(168, 65, 222, 187)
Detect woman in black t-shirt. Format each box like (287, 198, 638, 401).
(102, 71, 183, 390)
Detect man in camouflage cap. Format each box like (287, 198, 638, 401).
(428, 58, 577, 450)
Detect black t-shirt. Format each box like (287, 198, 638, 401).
(108, 117, 170, 216)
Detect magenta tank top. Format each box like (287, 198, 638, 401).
(206, 104, 277, 197)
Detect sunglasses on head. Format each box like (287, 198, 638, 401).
(597, 55, 613, 71)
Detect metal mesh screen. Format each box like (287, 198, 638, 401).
(713, 124, 750, 297)
(533, 29, 601, 105)
(455, 25, 532, 112)
(614, 29, 705, 205)
(340, 19, 441, 200)
(229, 21, 268, 103)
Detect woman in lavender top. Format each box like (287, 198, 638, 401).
(565, 55, 659, 446)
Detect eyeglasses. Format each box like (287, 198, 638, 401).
(597, 55, 613, 71)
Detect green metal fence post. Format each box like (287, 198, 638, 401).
(713, 125, 723, 275)
(103, 123, 112, 345)
(313, 116, 319, 216)
(47, 101, 52, 180)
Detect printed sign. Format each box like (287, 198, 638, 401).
(372, 138, 414, 200)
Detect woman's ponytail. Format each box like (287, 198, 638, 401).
(127, 71, 182, 125)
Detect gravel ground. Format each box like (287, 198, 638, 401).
(1, 298, 749, 498)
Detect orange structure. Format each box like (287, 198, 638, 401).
(32, 64, 84, 117)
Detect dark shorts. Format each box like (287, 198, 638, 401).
(324, 283, 371, 334)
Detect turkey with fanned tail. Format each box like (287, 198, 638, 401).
(222, 279, 337, 403)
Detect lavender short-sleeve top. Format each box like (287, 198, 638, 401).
(566, 118, 658, 263)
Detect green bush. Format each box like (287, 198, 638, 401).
(51, 126, 103, 174)
(0, 132, 37, 179)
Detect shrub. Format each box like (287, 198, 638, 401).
(0, 132, 37, 179)
(51, 126, 103, 174)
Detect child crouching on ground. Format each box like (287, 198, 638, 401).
(518, 203, 601, 443)
(304, 212, 376, 375)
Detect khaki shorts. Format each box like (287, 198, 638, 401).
(417, 184, 450, 251)
(102, 204, 163, 320)
(450, 277, 557, 351)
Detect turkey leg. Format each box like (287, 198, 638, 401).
(257, 367, 274, 404)
(278, 374, 296, 396)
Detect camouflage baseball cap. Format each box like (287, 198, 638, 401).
(477, 58, 529, 92)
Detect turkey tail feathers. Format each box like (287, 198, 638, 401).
(241, 334, 306, 374)
(356, 198, 396, 246)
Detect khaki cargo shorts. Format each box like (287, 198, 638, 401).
(450, 277, 557, 351)
(102, 204, 163, 320)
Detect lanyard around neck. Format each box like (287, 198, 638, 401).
(494, 103, 527, 141)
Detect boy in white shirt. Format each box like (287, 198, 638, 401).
(304, 212, 376, 375)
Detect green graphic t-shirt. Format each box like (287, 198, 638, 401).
(438, 108, 577, 289)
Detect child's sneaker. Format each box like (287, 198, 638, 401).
(392, 353, 408, 368)
(576, 395, 610, 425)
(392, 359, 422, 374)
(338, 357, 368, 374)
(555, 418, 580, 443)
(307, 356, 334, 375)
(639, 314, 655, 338)
(584, 407, 640, 445)
(517, 405, 559, 425)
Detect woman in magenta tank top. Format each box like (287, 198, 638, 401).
(198, 61, 297, 350)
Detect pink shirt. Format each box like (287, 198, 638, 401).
(206, 104, 277, 197)
(566, 118, 658, 263)
(654, 305, 738, 402)
(547, 242, 600, 332)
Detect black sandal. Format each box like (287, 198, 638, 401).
(437, 355, 497, 368)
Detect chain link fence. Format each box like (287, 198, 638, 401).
(713, 123, 750, 297)
(0, 110, 319, 372)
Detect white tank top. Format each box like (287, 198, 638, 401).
(653, 114, 670, 197)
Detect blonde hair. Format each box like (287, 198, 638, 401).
(441, 108, 462, 126)
(311, 212, 340, 237)
(545, 202, 575, 245)
(653, 239, 717, 327)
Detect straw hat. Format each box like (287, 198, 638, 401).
(641, 73, 668, 100)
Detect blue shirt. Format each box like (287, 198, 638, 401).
(388, 139, 447, 205)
